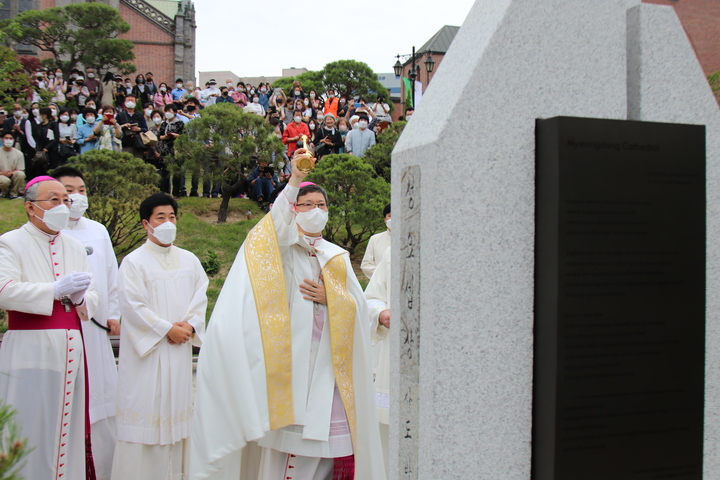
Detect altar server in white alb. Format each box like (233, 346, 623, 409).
(112, 193, 207, 480)
(360, 203, 391, 280)
(0, 175, 100, 480)
(54, 166, 120, 480)
(191, 150, 386, 480)
(364, 248, 391, 476)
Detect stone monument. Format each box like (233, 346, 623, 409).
(389, 1, 720, 479)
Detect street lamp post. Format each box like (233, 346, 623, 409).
(394, 46, 418, 109)
(395, 47, 436, 111)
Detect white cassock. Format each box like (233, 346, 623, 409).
(360, 230, 390, 280)
(363, 248, 391, 476)
(0, 222, 99, 480)
(63, 217, 120, 480)
(190, 184, 386, 480)
(112, 240, 207, 480)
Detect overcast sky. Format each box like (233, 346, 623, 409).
(193, 0, 476, 78)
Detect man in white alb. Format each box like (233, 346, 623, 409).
(361, 204, 391, 280)
(112, 193, 207, 480)
(191, 150, 386, 480)
(54, 166, 120, 480)
(0, 175, 100, 480)
(364, 248, 392, 476)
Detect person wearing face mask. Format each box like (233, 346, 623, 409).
(67, 76, 90, 107)
(337, 96, 349, 118)
(93, 105, 123, 151)
(113, 193, 207, 480)
(34, 107, 59, 175)
(257, 83, 271, 111)
(49, 69, 68, 103)
(75, 108, 100, 153)
(0, 175, 100, 480)
(158, 104, 185, 197)
(361, 203, 391, 279)
(232, 81, 248, 107)
(242, 93, 266, 116)
(56, 108, 78, 162)
(143, 109, 164, 168)
(191, 152, 386, 480)
(215, 86, 234, 104)
(2, 103, 27, 152)
(153, 82, 173, 109)
(336, 117, 350, 153)
(144, 71, 157, 97)
(167, 80, 183, 104)
(0, 131, 26, 199)
(52, 166, 121, 480)
(201, 79, 220, 106)
(84, 67, 102, 104)
(131, 74, 152, 107)
(115, 95, 149, 158)
(345, 113, 376, 158)
(323, 89, 339, 118)
(313, 113, 343, 158)
(247, 158, 277, 209)
(281, 109, 310, 157)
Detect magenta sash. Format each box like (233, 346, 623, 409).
(8, 300, 80, 330)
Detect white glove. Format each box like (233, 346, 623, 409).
(54, 272, 92, 302)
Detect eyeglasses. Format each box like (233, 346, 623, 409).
(296, 202, 327, 210)
(35, 198, 73, 207)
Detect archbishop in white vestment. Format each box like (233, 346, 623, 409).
(191, 162, 386, 480)
(64, 214, 120, 479)
(113, 237, 207, 479)
(0, 219, 100, 480)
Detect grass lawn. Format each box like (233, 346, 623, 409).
(0, 196, 371, 327)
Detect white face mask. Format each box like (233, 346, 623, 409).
(160, 87, 166, 92)
(309, 123, 315, 130)
(176, 83, 182, 89)
(13, 110, 22, 118)
(125, 101, 136, 109)
(253, 97, 259, 103)
(309, 93, 315, 98)
(385, 218, 392, 230)
(68, 193, 88, 218)
(3, 139, 14, 148)
(59, 115, 70, 123)
(358, 120, 368, 130)
(50, 109, 57, 117)
(125, 82, 132, 88)
(339, 125, 347, 132)
(86, 116, 96, 124)
(153, 117, 162, 125)
(144, 108, 152, 116)
(227, 83, 233, 88)
(32, 109, 39, 117)
(149, 221, 176, 245)
(165, 111, 175, 119)
(303, 100, 309, 106)
(87, 73, 95, 79)
(294, 116, 302, 123)
(70, 114, 78, 121)
(260, 87, 267, 92)
(295, 207, 328, 233)
(34, 203, 70, 232)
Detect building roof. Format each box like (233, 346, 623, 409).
(147, 0, 180, 19)
(417, 25, 460, 54)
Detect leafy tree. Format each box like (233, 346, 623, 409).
(0, 402, 30, 480)
(320, 60, 393, 111)
(306, 154, 390, 254)
(174, 103, 285, 223)
(708, 70, 720, 106)
(364, 121, 407, 182)
(0, 46, 30, 109)
(0, 3, 135, 77)
(68, 150, 159, 260)
(272, 70, 324, 96)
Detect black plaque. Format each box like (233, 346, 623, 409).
(533, 117, 705, 480)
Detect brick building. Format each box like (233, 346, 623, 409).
(0, 0, 196, 85)
(643, 0, 720, 75)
